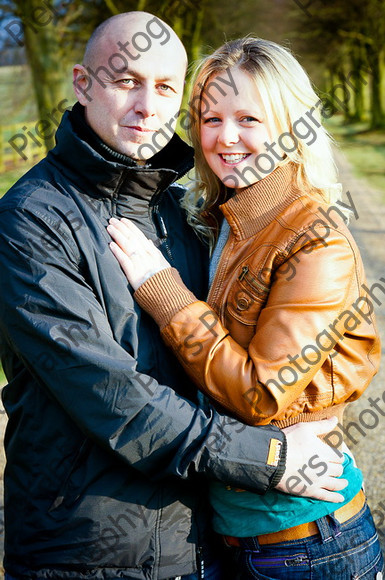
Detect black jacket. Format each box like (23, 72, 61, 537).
(0, 104, 286, 579)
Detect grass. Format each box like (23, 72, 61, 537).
(0, 166, 33, 197)
(0, 65, 38, 126)
(0, 64, 74, 126)
(0, 367, 5, 388)
(327, 115, 385, 201)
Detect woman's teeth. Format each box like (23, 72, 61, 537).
(220, 153, 249, 164)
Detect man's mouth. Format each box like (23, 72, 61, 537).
(219, 153, 250, 165)
(126, 126, 157, 132)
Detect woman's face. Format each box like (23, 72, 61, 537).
(200, 67, 275, 190)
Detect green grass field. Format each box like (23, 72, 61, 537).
(0, 65, 39, 126)
(0, 65, 74, 127)
(327, 115, 385, 200)
(0, 166, 32, 196)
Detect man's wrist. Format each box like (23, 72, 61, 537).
(268, 432, 287, 490)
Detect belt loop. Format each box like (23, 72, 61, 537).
(328, 512, 342, 538)
(315, 515, 334, 543)
(241, 535, 261, 552)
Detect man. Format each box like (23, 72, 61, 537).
(0, 12, 346, 580)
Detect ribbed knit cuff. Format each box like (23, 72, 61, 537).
(134, 267, 197, 328)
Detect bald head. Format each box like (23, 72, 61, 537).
(73, 11, 188, 160)
(83, 11, 187, 72)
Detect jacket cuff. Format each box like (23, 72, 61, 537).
(134, 267, 197, 328)
(267, 433, 287, 491)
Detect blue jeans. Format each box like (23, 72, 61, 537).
(5, 559, 223, 580)
(228, 502, 384, 579)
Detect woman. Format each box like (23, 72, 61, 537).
(107, 37, 383, 579)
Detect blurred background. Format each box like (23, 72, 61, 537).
(0, 0, 384, 575)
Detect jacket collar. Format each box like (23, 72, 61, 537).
(220, 163, 301, 240)
(49, 103, 194, 205)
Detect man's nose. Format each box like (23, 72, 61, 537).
(218, 120, 240, 146)
(134, 87, 157, 118)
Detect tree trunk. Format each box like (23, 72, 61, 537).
(15, 0, 65, 152)
(366, 44, 384, 128)
(338, 69, 352, 122)
(349, 46, 366, 122)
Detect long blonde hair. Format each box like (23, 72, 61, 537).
(182, 37, 341, 244)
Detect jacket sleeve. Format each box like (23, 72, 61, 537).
(0, 205, 285, 493)
(134, 228, 379, 425)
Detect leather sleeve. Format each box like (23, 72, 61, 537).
(135, 228, 379, 425)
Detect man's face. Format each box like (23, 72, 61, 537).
(73, 25, 186, 161)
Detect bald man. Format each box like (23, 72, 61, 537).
(0, 12, 346, 580)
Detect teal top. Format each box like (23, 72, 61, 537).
(210, 454, 363, 537)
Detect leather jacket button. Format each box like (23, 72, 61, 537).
(236, 296, 250, 311)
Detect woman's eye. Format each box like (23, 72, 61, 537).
(241, 116, 260, 123)
(202, 117, 221, 124)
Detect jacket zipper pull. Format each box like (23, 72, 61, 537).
(239, 266, 249, 281)
(196, 546, 205, 579)
(153, 209, 168, 239)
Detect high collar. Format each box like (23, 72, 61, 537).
(220, 163, 301, 240)
(48, 103, 194, 205)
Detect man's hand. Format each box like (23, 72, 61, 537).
(107, 218, 170, 290)
(276, 417, 348, 502)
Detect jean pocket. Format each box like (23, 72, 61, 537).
(352, 547, 384, 579)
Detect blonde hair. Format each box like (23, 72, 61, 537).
(182, 37, 342, 244)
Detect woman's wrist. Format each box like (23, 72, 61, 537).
(134, 267, 197, 328)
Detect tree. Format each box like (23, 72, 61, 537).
(292, 0, 385, 128)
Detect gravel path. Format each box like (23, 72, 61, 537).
(0, 150, 384, 573)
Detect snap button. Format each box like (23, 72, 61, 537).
(236, 296, 250, 311)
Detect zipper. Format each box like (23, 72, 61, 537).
(251, 553, 308, 567)
(238, 265, 269, 294)
(151, 204, 174, 264)
(239, 265, 249, 281)
(196, 546, 205, 579)
(285, 555, 308, 566)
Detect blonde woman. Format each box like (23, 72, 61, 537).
(107, 37, 383, 579)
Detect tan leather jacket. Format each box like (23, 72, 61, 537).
(135, 163, 381, 428)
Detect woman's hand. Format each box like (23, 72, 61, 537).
(107, 218, 171, 290)
(276, 417, 348, 502)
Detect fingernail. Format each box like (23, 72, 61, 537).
(109, 217, 119, 224)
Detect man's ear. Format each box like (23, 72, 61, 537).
(73, 64, 93, 105)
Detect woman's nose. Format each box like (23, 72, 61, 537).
(218, 121, 240, 146)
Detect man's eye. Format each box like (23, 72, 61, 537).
(119, 78, 137, 87)
(158, 84, 174, 92)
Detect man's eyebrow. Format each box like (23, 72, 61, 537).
(115, 68, 179, 84)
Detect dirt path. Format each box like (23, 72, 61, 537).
(0, 150, 384, 573)
(335, 149, 385, 550)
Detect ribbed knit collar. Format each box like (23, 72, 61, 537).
(219, 162, 301, 240)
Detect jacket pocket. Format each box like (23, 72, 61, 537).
(48, 439, 91, 514)
(224, 266, 270, 348)
(226, 265, 269, 324)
